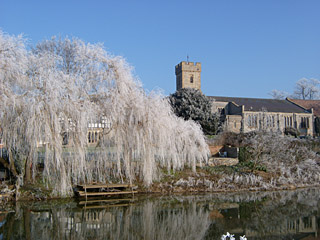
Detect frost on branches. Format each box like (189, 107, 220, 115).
(0, 31, 209, 196)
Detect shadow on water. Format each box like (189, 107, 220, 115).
(1, 188, 320, 240)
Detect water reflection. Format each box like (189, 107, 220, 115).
(1, 188, 320, 239)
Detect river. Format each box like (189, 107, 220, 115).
(1, 188, 320, 239)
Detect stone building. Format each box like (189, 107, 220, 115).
(175, 61, 201, 91)
(210, 96, 313, 135)
(175, 61, 314, 136)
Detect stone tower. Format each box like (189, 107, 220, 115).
(175, 61, 201, 91)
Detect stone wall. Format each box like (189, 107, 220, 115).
(225, 115, 242, 133)
(208, 157, 239, 167)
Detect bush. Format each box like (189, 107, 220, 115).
(169, 88, 219, 135)
(284, 127, 300, 137)
(238, 147, 252, 162)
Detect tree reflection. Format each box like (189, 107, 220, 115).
(1, 188, 320, 239)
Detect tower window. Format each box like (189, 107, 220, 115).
(190, 75, 194, 83)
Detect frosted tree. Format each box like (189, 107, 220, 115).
(268, 89, 288, 100)
(294, 78, 311, 99)
(293, 78, 320, 100)
(307, 78, 320, 99)
(271, 78, 320, 100)
(169, 88, 219, 135)
(0, 32, 210, 196)
(0, 31, 28, 178)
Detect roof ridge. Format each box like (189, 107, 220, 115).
(209, 96, 286, 101)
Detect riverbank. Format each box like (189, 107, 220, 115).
(0, 165, 319, 202)
(1, 131, 320, 202)
(142, 166, 320, 194)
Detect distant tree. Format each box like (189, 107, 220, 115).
(169, 88, 219, 135)
(307, 78, 320, 99)
(268, 89, 288, 100)
(271, 78, 320, 100)
(293, 78, 310, 100)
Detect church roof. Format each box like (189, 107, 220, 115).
(209, 96, 311, 114)
(287, 98, 320, 116)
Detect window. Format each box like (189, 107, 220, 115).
(284, 116, 293, 127)
(88, 132, 91, 143)
(248, 115, 258, 128)
(62, 132, 69, 145)
(190, 75, 194, 83)
(284, 116, 287, 127)
(301, 117, 309, 129)
(94, 132, 98, 142)
(272, 116, 275, 127)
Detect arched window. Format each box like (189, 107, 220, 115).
(190, 75, 194, 83)
(254, 115, 258, 127)
(301, 117, 307, 128)
(95, 132, 98, 142)
(272, 116, 275, 127)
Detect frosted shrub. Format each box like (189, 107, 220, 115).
(221, 232, 247, 240)
(0, 32, 209, 196)
(245, 131, 320, 187)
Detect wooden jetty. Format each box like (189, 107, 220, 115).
(78, 198, 135, 209)
(75, 183, 137, 199)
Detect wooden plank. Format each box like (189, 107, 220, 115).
(79, 198, 132, 205)
(77, 190, 138, 197)
(78, 184, 135, 189)
(82, 203, 134, 209)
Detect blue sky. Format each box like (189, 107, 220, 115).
(1, 0, 319, 98)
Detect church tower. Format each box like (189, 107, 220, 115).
(175, 61, 201, 91)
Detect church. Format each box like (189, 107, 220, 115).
(175, 61, 314, 136)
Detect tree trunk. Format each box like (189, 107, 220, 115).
(0, 156, 18, 178)
(24, 156, 31, 183)
(23, 207, 31, 240)
(4, 213, 15, 240)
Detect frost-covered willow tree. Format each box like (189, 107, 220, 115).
(0, 32, 209, 196)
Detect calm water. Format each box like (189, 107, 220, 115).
(1, 188, 320, 240)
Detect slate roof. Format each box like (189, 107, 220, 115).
(287, 98, 320, 116)
(209, 96, 311, 114)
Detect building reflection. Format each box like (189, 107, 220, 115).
(2, 189, 320, 240)
(209, 202, 319, 239)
